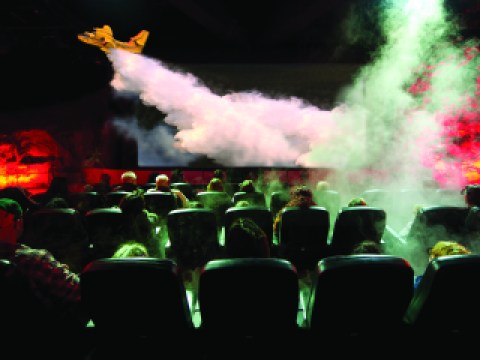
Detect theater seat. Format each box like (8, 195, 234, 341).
(406, 205, 470, 251)
(269, 190, 290, 218)
(84, 207, 127, 261)
(277, 206, 330, 275)
(232, 191, 267, 207)
(329, 206, 386, 256)
(81, 258, 195, 358)
(143, 191, 178, 218)
(198, 258, 299, 335)
(404, 254, 480, 335)
(224, 205, 274, 248)
(1, 258, 89, 357)
(21, 207, 89, 273)
(81, 258, 193, 335)
(167, 208, 222, 270)
(307, 255, 414, 337)
(104, 191, 130, 207)
(195, 191, 231, 229)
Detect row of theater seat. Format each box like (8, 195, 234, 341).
(79, 254, 480, 355)
(20, 191, 480, 277)
(2, 252, 478, 357)
(18, 204, 389, 274)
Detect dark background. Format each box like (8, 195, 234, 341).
(2, 0, 479, 111)
(1, 0, 479, 171)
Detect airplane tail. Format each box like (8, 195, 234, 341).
(129, 30, 149, 50)
(99, 25, 113, 36)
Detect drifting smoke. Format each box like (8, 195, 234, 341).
(110, 54, 339, 167)
(109, 0, 478, 189)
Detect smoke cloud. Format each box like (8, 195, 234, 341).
(108, 0, 478, 190)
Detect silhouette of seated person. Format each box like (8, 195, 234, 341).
(226, 217, 271, 258)
(92, 173, 112, 195)
(347, 197, 368, 207)
(112, 170, 139, 192)
(119, 189, 163, 258)
(207, 177, 225, 192)
(44, 196, 70, 209)
(0, 186, 40, 216)
(463, 184, 480, 236)
(414, 240, 471, 289)
(0, 198, 87, 338)
(233, 179, 266, 207)
(273, 185, 317, 241)
(171, 169, 185, 184)
(112, 241, 149, 258)
(352, 239, 383, 254)
(147, 174, 189, 208)
(33, 176, 70, 208)
(21, 196, 89, 273)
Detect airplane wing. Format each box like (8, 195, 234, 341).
(78, 25, 149, 54)
(77, 24, 115, 53)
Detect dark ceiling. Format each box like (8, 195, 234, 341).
(2, 0, 479, 110)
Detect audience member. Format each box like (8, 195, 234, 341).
(315, 180, 330, 192)
(0, 198, 86, 332)
(206, 177, 225, 192)
(147, 173, 189, 208)
(462, 184, 480, 207)
(235, 200, 250, 207)
(352, 239, 383, 254)
(226, 217, 270, 258)
(212, 169, 225, 182)
(34, 176, 70, 207)
(92, 173, 112, 194)
(112, 241, 149, 258)
(347, 197, 368, 207)
(463, 184, 480, 235)
(414, 240, 471, 288)
(273, 185, 316, 239)
(119, 189, 163, 258)
(0, 186, 40, 215)
(44, 196, 70, 209)
(113, 170, 138, 192)
(239, 179, 256, 193)
(170, 169, 185, 183)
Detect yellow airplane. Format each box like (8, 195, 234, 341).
(78, 25, 149, 54)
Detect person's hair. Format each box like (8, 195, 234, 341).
(240, 179, 255, 193)
(429, 240, 471, 258)
(348, 197, 368, 207)
(44, 197, 70, 209)
(207, 178, 224, 192)
(352, 240, 382, 254)
(121, 171, 137, 184)
(155, 174, 170, 189)
(0, 198, 23, 220)
(235, 200, 250, 208)
(288, 186, 315, 207)
(112, 241, 149, 258)
(462, 184, 480, 207)
(226, 217, 270, 258)
(316, 180, 330, 192)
